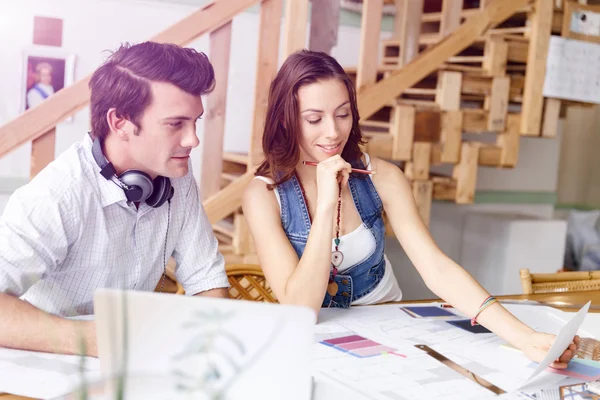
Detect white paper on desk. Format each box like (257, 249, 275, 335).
(0, 347, 100, 399)
(524, 301, 591, 383)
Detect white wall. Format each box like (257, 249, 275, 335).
(0, 1, 565, 300)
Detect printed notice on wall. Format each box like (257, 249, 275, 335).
(542, 36, 600, 104)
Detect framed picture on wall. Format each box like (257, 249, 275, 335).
(21, 47, 76, 114)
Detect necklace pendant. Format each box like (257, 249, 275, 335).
(327, 281, 338, 296)
(331, 250, 344, 268)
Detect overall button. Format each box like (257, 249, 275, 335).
(342, 292, 350, 297)
(341, 279, 349, 285)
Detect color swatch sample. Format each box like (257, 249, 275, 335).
(529, 358, 600, 381)
(400, 306, 456, 318)
(320, 334, 406, 358)
(447, 319, 492, 334)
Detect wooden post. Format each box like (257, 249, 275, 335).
(283, 0, 309, 58)
(482, 36, 508, 76)
(249, 0, 283, 166)
(390, 105, 414, 160)
(395, 0, 423, 65)
(497, 113, 520, 167)
(440, 0, 463, 37)
(356, 0, 383, 91)
(30, 127, 56, 179)
(233, 212, 254, 255)
(520, 0, 553, 136)
(487, 76, 510, 132)
(453, 142, 479, 204)
(405, 142, 432, 180)
(436, 71, 463, 163)
(309, 0, 341, 54)
(541, 98, 561, 138)
(201, 21, 232, 200)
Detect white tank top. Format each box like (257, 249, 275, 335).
(253, 153, 402, 305)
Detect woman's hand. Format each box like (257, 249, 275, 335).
(315, 155, 352, 213)
(521, 332, 580, 369)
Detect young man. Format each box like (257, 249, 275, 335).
(0, 42, 229, 356)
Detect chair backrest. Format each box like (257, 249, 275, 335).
(226, 263, 277, 302)
(154, 257, 185, 295)
(520, 268, 600, 294)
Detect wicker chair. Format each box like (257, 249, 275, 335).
(226, 263, 277, 303)
(519, 268, 600, 294)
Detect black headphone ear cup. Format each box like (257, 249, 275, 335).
(119, 170, 154, 203)
(146, 176, 173, 208)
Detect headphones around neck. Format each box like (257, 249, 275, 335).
(91, 135, 174, 208)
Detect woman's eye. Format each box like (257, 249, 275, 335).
(307, 118, 321, 125)
(168, 122, 182, 128)
(337, 114, 350, 119)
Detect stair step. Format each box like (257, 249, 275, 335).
(222, 171, 244, 183)
(213, 219, 235, 238)
(222, 152, 249, 165)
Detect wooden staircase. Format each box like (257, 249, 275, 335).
(1, 0, 597, 266)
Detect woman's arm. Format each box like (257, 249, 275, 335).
(370, 157, 577, 366)
(243, 179, 332, 316)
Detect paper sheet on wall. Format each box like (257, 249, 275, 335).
(543, 36, 600, 104)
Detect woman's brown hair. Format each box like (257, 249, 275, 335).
(255, 50, 366, 187)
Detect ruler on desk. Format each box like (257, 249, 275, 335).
(415, 344, 506, 395)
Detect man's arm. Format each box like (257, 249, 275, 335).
(0, 293, 97, 356)
(0, 184, 94, 355)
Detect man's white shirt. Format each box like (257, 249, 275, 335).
(0, 133, 228, 316)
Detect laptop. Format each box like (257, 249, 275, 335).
(94, 289, 315, 400)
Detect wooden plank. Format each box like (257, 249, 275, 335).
(497, 113, 521, 167)
(357, 0, 384, 91)
(541, 98, 561, 138)
(309, 0, 341, 53)
(0, 0, 262, 158)
(283, 0, 308, 57)
(433, 178, 457, 200)
(440, 0, 464, 37)
(507, 40, 528, 63)
(201, 21, 232, 200)
(487, 76, 510, 131)
(405, 143, 432, 180)
(478, 145, 503, 166)
(30, 127, 55, 179)
(364, 134, 393, 159)
(520, 0, 553, 136)
(439, 111, 463, 163)
(397, 0, 423, 65)
(414, 110, 441, 142)
(462, 109, 488, 133)
(412, 180, 433, 227)
(453, 142, 479, 204)
(483, 36, 508, 76)
(436, 71, 462, 111)
(357, 0, 532, 120)
(390, 105, 414, 160)
(249, 0, 283, 166)
(204, 171, 255, 224)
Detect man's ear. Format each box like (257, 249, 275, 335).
(106, 108, 132, 141)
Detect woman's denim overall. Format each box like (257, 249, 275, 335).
(276, 158, 386, 308)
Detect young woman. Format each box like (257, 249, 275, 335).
(242, 50, 578, 366)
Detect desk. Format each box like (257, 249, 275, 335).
(2, 291, 600, 400)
